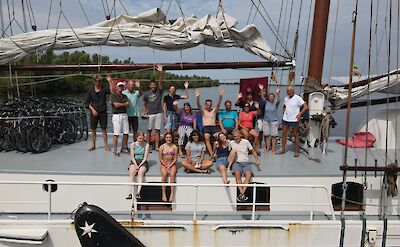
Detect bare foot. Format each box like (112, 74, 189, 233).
(168, 195, 174, 202)
(88, 146, 96, 151)
(104, 146, 111, 152)
(162, 194, 168, 202)
(275, 149, 285, 155)
(263, 148, 269, 153)
(179, 153, 185, 158)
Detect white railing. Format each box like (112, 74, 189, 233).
(0, 181, 336, 221)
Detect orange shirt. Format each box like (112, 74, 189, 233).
(239, 111, 257, 129)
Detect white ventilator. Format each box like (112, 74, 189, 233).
(0, 8, 277, 65)
(308, 92, 325, 148)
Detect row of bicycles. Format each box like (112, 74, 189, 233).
(0, 97, 88, 153)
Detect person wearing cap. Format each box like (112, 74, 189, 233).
(235, 88, 257, 111)
(238, 101, 260, 153)
(276, 86, 308, 157)
(111, 81, 129, 156)
(85, 74, 112, 152)
(163, 82, 189, 134)
(195, 88, 224, 155)
(143, 64, 164, 151)
(173, 101, 197, 157)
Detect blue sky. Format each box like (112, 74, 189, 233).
(1, 0, 399, 83)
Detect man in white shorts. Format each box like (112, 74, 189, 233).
(111, 81, 130, 156)
(143, 65, 164, 151)
(228, 130, 260, 202)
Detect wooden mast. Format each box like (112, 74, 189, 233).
(307, 0, 331, 84)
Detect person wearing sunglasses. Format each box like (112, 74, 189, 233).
(85, 74, 113, 152)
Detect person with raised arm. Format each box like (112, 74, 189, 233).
(174, 101, 197, 157)
(276, 86, 308, 157)
(163, 81, 189, 133)
(195, 88, 223, 155)
(85, 74, 112, 152)
(263, 88, 281, 153)
(228, 130, 260, 202)
(143, 64, 164, 151)
(159, 133, 178, 202)
(122, 79, 142, 144)
(126, 131, 150, 200)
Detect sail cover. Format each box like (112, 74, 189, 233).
(0, 8, 277, 65)
(326, 69, 400, 109)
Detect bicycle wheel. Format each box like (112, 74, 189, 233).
(62, 119, 77, 144)
(28, 126, 52, 153)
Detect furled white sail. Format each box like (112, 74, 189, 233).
(326, 68, 400, 109)
(0, 8, 277, 65)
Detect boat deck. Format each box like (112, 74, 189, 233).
(1, 135, 397, 177)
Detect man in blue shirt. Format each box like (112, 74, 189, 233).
(122, 79, 142, 144)
(218, 100, 238, 138)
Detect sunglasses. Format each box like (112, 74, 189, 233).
(95, 80, 101, 83)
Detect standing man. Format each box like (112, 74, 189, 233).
(218, 100, 239, 139)
(228, 130, 260, 202)
(195, 88, 223, 155)
(276, 86, 308, 157)
(85, 74, 112, 152)
(143, 65, 164, 151)
(163, 82, 189, 133)
(256, 87, 267, 147)
(111, 81, 129, 156)
(122, 79, 142, 144)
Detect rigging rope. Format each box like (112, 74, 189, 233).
(246, 1, 254, 25)
(46, 0, 52, 29)
(300, 0, 313, 90)
(249, 0, 292, 57)
(395, 0, 399, 159)
(284, 0, 294, 47)
(26, 0, 36, 29)
(375, 0, 380, 74)
(328, 0, 340, 84)
(21, 0, 28, 32)
(6, 0, 13, 35)
(101, 0, 109, 20)
(0, 0, 5, 37)
(118, 0, 129, 15)
(385, 0, 393, 167)
(78, 0, 91, 26)
(364, 0, 374, 176)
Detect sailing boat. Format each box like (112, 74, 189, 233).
(0, 0, 399, 246)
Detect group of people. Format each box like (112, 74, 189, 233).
(85, 65, 308, 203)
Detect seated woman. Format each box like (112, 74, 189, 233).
(174, 102, 197, 157)
(127, 131, 150, 200)
(213, 132, 232, 184)
(239, 102, 260, 152)
(181, 130, 213, 173)
(159, 132, 178, 202)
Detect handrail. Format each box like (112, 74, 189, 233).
(0, 181, 336, 221)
